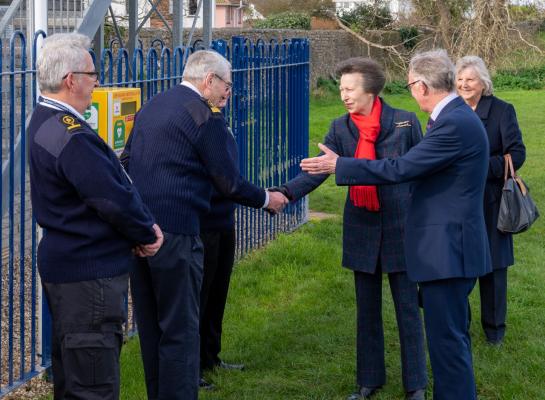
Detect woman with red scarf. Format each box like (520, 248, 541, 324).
(272, 58, 427, 400)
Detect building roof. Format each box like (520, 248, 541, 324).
(216, 0, 247, 6)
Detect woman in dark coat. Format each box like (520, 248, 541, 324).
(273, 58, 427, 400)
(455, 55, 526, 345)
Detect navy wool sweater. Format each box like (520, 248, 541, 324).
(29, 105, 156, 284)
(122, 85, 265, 235)
(200, 192, 235, 232)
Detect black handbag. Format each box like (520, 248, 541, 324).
(497, 154, 539, 234)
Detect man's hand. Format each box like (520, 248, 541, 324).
(266, 190, 289, 215)
(300, 143, 339, 175)
(134, 224, 164, 257)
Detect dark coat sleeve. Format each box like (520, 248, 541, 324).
(58, 132, 156, 245)
(487, 101, 526, 179)
(194, 115, 266, 209)
(336, 120, 462, 186)
(282, 119, 341, 200)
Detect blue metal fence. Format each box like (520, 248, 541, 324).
(0, 31, 309, 396)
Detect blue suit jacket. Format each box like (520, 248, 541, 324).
(284, 100, 422, 273)
(477, 95, 526, 269)
(336, 96, 492, 282)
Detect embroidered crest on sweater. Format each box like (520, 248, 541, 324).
(206, 99, 221, 114)
(61, 115, 82, 131)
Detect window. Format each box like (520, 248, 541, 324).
(226, 7, 232, 25)
(189, 0, 198, 16)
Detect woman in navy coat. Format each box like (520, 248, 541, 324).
(273, 58, 427, 400)
(456, 56, 526, 345)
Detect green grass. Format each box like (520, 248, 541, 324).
(112, 90, 545, 399)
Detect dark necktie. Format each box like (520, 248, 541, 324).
(426, 117, 435, 130)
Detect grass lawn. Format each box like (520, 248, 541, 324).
(116, 89, 545, 400)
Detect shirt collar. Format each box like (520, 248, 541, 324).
(430, 92, 458, 121)
(181, 80, 203, 97)
(39, 95, 85, 121)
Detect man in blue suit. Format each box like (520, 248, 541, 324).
(301, 49, 492, 400)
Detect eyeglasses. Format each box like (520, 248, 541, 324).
(405, 80, 423, 91)
(62, 71, 99, 80)
(213, 73, 232, 89)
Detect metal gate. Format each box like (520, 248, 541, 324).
(0, 31, 309, 396)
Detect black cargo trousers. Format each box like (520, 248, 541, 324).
(43, 273, 128, 400)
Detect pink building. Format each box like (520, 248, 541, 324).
(214, 0, 246, 28)
(149, 0, 247, 29)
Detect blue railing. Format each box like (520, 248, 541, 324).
(0, 31, 309, 397)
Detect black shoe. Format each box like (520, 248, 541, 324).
(346, 386, 380, 400)
(199, 377, 215, 391)
(218, 360, 245, 370)
(406, 388, 426, 400)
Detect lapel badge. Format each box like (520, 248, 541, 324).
(394, 120, 411, 128)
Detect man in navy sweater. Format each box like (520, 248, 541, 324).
(198, 93, 246, 388)
(29, 33, 163, 400)
(122, 50, 287, 399)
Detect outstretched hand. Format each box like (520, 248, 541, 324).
(300, 143, 339, 175)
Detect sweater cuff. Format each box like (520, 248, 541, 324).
(261, 190, 270, 208)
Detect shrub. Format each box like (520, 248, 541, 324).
(508, 4, 543, 22)
(317, 76, 338, 92)
(253, 11, 311, 30)
(493, 66, 545, 90)
(383, 80, 407, 95)
(313, 77, 339, 99)
(337, 1, 393, 32)
(398, 26, 419, 50)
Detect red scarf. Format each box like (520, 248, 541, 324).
(349, 96, 382, 211)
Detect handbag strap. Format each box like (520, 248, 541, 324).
(503, 153, 516, 181)
(504, 153, 528, 196)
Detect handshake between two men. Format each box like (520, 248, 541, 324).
(134, 187, 291, 259)
(265, 188, 291, 215)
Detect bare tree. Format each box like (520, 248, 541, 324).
(412, 0, 542, 67)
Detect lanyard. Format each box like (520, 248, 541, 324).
(38, 96, 93, 131)
(38, 96, 78, 115)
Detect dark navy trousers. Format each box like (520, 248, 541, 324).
(420, 277, 477, 400)
(199, 228, 236, 371)
(43, 274, 127, 400)
(130, 232, 203, 400)
(479, 268, 507, 342)
(354, 270, 427, 392)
